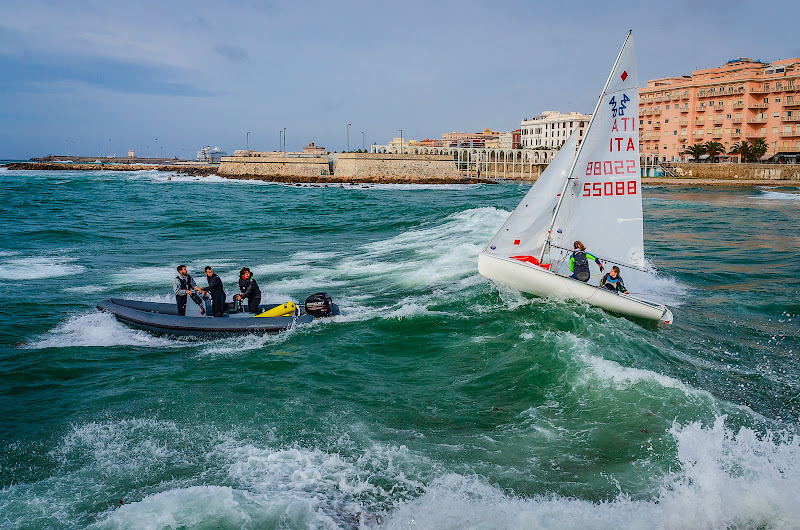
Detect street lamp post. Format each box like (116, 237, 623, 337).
(347, 123, 351, 152)
(279, 130, 282, 153)
(283, 128, 286, 153)
(398, 129, 403, 154)
(247, 131, 250, 151)
(362, 131, 364, 152)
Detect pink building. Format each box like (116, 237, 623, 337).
(640, 57, 800, 163)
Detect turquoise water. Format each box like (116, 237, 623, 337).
(0, 168, 798, 529)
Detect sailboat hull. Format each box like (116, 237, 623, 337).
(478, 253, 673, 323)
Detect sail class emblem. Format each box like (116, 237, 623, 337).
(620, 70, 628, 81)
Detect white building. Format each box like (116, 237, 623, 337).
(195, 146, 228, 162)
(520, 111, 591, 149)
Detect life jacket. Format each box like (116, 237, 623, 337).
(602, 274, 620, 291)
(176, 274, 193, 296)
(572, 250, 590, 281)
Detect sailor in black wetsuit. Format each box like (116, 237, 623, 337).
(201, 266, 226, 317)
(173, 265, 206, 316)
(569, 240, 603, 282)
(235, 267, 262, 313)
(599, 265, 630, 294)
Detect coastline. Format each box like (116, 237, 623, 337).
(3, 161, 799, 187)
(642, 177, 800, 187)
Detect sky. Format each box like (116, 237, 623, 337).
(1, 0, 798, 160)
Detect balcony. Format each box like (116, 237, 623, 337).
(784, 98, 800, 107)
(779, 129, 800, 137)
(747, 117, 768, 123)
(732, 102, 744, 109)
(681, 93, 690, 100)
(730, 130, 742, 138)
(653, 122, 661, 129)
(781, 115, 800, 122)
(749, 87, 769, 94)
(748, 102, 769, 109)
(679, 119, 689, 127)
(711, 129, 723, 138)
(679, 106, 690, 113)
(643, 109, 653, 116)
(745, 133, 763, 138)
(713, 118, 724, 125)
(732, 117, 744, 124)
(694, 106, 707, 112)
(784, 84, 799, 93)
(653, 108, 662, 115)
(694, 119, 705, 126)
(714, 105, 725, 112)
(692, 132, 705, 140)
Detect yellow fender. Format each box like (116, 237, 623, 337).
(255, 301, 297, 318)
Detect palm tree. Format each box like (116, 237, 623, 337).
(729, 140, 751, 163)
(704, 141, 724, 163)
(750, 138, 768, 161)
(682, 143, 707, 162)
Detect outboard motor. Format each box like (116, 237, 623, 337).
(304, 292, 333, 317)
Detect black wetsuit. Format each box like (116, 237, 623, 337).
(238, 276, 262, 313)
(599, 272, 627, 293)
(204, 273, 226, 317)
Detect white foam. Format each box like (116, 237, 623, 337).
(382, 417, 800, 528)
(752, 189, 800, 201)
(24, 311, 181, 349)
(0, 255, 85, 280)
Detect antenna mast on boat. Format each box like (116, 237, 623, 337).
(537, 31, 633, 265)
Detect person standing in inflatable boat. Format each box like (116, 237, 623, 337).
(569, 240, 603, 282)
(200, 266, 226, 317)
(235, 267, 262, 313)
(173, 265, 206, 316)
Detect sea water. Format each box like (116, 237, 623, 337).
(0, 168, 798, 529)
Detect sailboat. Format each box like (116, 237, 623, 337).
(478, 32, 673, 324)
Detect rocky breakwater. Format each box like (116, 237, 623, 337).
(4, 162, 217, 176)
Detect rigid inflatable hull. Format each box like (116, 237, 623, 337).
(478, 253, 673, 323)
(97, 298, 336, 337)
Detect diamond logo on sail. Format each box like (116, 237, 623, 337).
(620, 71, 628, 81)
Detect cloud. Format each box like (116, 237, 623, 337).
(0, 53, 214, 97)
(214, 44, 249, 63)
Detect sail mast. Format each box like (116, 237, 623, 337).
(537, 31, 633, 264)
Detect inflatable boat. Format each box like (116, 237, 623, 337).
(97, 293, 339, 337)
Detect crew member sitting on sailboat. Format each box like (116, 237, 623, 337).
(599, 266, 629, 294)
(569, 241, 603, 282)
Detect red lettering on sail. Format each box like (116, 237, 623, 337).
(581, 180, 640, 197)
(585, 160, 638, 176)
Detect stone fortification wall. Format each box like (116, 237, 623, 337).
(334, 153, 456, 178)
(665, 163, 800, 181)
(219, 153, 330, 178)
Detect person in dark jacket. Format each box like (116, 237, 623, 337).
(599, 265, 629, 294)
(173, 265, 206, 316)
(235, 267, 262, 313)
(201, 266, 226, 317)
(569, 240, 603, 282)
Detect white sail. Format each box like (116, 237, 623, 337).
(548, 33, 644, 269)
(484, 130, 579, 262)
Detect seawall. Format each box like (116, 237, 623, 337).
(643, 162, 800, 186)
